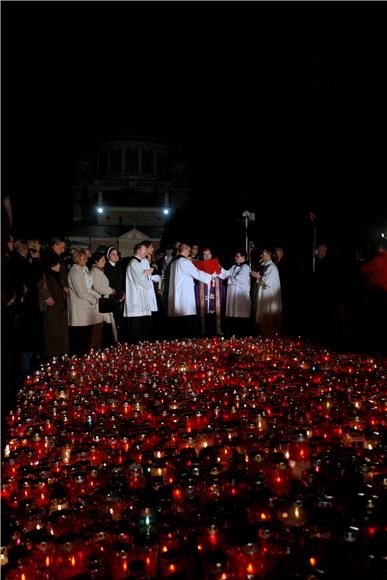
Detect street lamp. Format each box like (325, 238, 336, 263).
(96, 191, 104, 215)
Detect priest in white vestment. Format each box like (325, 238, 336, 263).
(168, 243, 212, 337)
(219, 250, 251, 336)
(251, 249, 282, 337)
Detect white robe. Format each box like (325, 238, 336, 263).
(141, 258, 160, 313)
(124, 257, 151, 318)
(168, 256, 212, 317)
(219, 263, 251, 318)
(255, 260, 282, 334)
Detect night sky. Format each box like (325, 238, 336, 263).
(2, 5, 387, 256)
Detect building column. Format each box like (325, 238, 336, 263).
(122, 148, 126, 174)
(107, 149, 111, 174)
(138, 149, 142, 174)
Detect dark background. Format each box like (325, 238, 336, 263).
(2, 5, 386, 258)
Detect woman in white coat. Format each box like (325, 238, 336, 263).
(219, 250, 252, 336)
(67, 249, 100, 355)
(90, 251, 117, 348)
(251, 249, 282, 337)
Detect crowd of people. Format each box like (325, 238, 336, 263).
(2, 233, 387, 418)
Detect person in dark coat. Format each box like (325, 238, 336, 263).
(42, 237, 69, 297)
(310, 243, 336, 344)
(38, 254, 69, 358)
(104, 246, 125, 340)
(8, 239, 41, 373)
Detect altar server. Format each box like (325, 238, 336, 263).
(219, 250, 251, 336)
(140, 241, 161, 313)
(251, 249, 282, 337)
(124, 243, 153, 343)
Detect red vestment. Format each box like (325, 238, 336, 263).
(193, 259, 221, 275)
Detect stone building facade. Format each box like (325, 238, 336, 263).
(68, 135, 191, 255)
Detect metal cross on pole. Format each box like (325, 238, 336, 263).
(242, 210, 255, 253)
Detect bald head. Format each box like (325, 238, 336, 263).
(179, 243, 191, 257)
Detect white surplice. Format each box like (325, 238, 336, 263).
(255, 260, 282, 333)
(168, 256, 212, 317)
(141, 258, 161, 313)
(124, 257, 151, 318)
(219, 263, 251, 318)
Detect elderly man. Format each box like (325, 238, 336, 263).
(168, 243, 212, 338)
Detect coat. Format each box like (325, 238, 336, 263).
(90, 266, 117, 339)
(38, 270, 69, 357)
(67, 264, 100, 327)
(168, 256, 212, 317)
(220, 263, 251, 318)
(124, 257, 151, 318)
(104, 260, 125, 299)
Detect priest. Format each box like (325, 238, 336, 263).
(193, 247, 226, 336)
(168, 243, 212, 338)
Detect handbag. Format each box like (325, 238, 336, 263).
(99, 296, 115, 313)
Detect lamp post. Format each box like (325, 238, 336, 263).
(309, 212, 317, 273)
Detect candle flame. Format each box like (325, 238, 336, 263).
(146, 557, 150, 565)
(71, 556, 76, 567)
(169, 564, 175, 572)
(295, 507, 300, 518)
(310, 557, 317, 567)
(46, 556, 50, 567)
(247, 563, 254, 573)
(260, 513, 267, 520)
(123, 561, 128, 572)
(163, 545, 168, 552)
